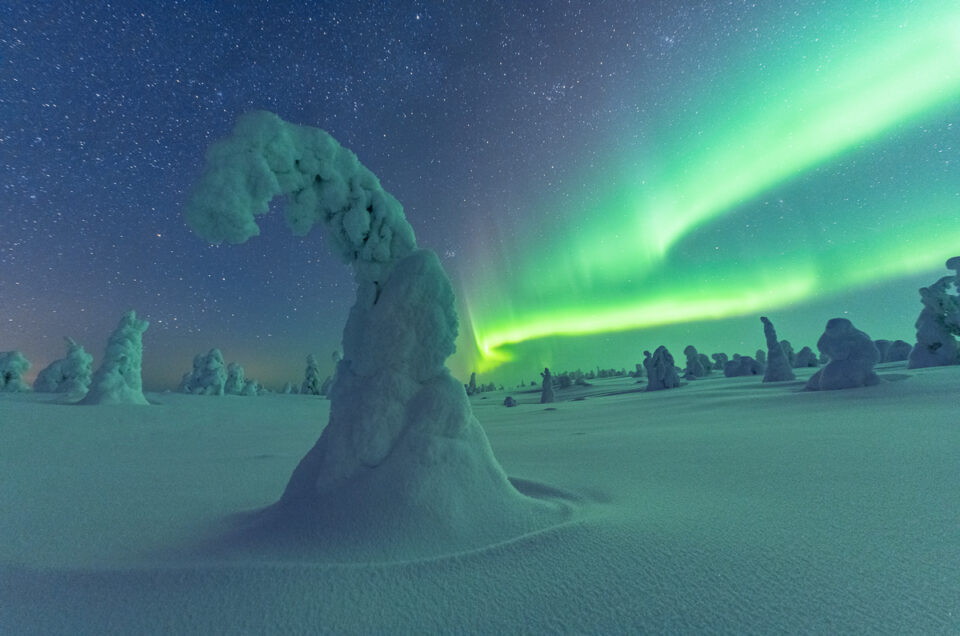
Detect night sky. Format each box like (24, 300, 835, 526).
(2, 1, 958, 391)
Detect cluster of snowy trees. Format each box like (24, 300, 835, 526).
(0, 310, 149, 405)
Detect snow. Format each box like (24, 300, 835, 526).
(761, 316, 795, 383)
(79, 311, 149, 406)
(33, 337, 93, 397)
(806, 318, 880, 391)
(0, 351, 31, 393)
(177, 348, 227, 396)
(2, 363, 958, 633)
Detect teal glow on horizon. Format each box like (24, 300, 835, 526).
(458, 4, 960, 375)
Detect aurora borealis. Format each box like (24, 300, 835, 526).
(2, 1, 958, 389)
(458, 2, 960, 378)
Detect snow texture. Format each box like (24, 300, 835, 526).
(300, 354, 323, 395)
(761, 317, 796, 383)
(80, 311, 149, 405)
(644, 346, 680, 391)
(185, 111, 555, 555)
(0, 350, 31, 392)
(178, 348, 227, 395)
(805, 318, 880, 391)
(33, 337, 93, 396)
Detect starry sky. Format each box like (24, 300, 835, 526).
(2, 0, 958, 391)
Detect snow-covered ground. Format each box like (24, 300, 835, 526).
(2, 362, 958, 634)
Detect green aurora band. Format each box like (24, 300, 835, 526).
(459, 4, 960, 376)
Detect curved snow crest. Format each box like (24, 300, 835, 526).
(184, 110, 416, 279)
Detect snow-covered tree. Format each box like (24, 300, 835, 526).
(178, 348, 227, 395)
(466, 372, 478, 396)
(645, 346, 680, 391)
(711, 352, 728, 370)
(0, 351, 31, 392)
(33, 337, 93, 396)
(540, 367, 555, 403)
(885, 339, 912, 362)
(184, 111, 551, 551)
(761, 317, 795, 383)
(806, 318, 880, 390)
(724, 354, 763, 377)
(793, 346, 819, 368)
(80, 310, 149, 405)
(301, 354, 324, 395)
(908, 258, 960, 368)
(224, 362, 246, 395)
(683, 345, 706, 379)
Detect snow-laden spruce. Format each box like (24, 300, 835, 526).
(178, 348, 227, 395)
(683, 345, 706, 379)
(761, 317, 796, 383)
(908, 257, 960, 368)
(539, 367, 555, 403)
(0, 351, 31, 393)
(806, 318, 880, 391)
(793, 346, 819, 368)
(33, 337, 93, 397)
(644, 346, 680, 391)
(80, 311, 149, 405)
(224, 362, 246, 395)
(301, 354, 323, 395)
(185, 111, 560, 556)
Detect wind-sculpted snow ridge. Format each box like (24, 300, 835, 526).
(185, 111, 568, 560)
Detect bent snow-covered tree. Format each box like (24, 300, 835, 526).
(184, 111, 556, 555)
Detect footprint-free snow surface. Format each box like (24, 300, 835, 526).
(2, 363, 958, 634)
